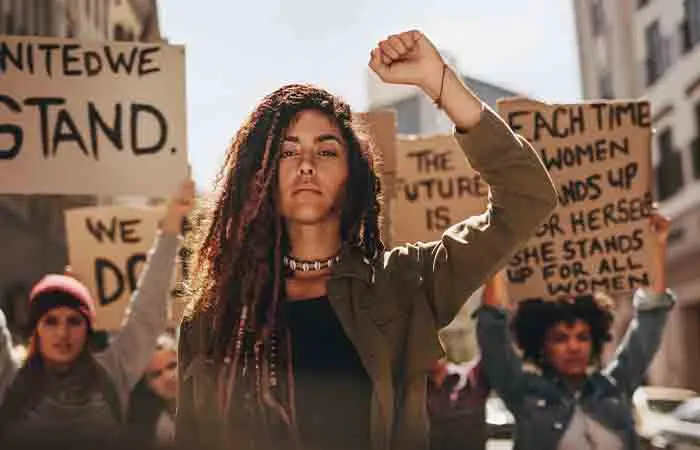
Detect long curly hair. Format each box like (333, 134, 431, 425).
(511, 294, 615, 367)
(187, 84, 384, 432)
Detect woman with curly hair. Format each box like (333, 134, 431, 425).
(176, 30, 558, 450)
(477, 213, 676, 450)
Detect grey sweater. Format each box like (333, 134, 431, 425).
(0, 232, 180, 440)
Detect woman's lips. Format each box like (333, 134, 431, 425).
(293, 187, 322, 195)
(53, 343, 73, 353)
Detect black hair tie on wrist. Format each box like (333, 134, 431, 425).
(434, 62, 448, 109)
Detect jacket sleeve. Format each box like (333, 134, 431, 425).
(0, 309, 19, 406)
(476, 305, 526, 410)
(413, 106, 558, 328)
(603, 288, 676, 396)
(96, 231, 180, 391)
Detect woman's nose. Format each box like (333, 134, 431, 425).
(56, 323, 69, 338)
(567, 339, 583, 352)
(297, 152, 316, 176)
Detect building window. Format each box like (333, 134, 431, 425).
(394, 96, 422, 135)
(28, 197, 51, 227)
(114, 23, 126, 40)
(598, 70, 614, 99)
(103, 0, 109, 35)
(692, 102, 700, 179)
(66, 17, 75, 38)
(655, 128, 684, 200)
(5, 12, 14, 34)
(590, 0, 605, 37)
(681, 0, 700, 53)
(645, 21, 670, 86)
(20, 0, 29, 34)
(43, 0, 53, 36)
(95, 0, 102, 29)
(667, 227, 685, 246)
(34, 0, 43, 35)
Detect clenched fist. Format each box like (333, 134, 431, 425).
(369, 30, 446, 100)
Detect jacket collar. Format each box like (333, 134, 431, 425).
(329, 243, 375, 285)
(541, 366, 617, 399)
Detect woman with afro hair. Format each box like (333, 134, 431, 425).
(477, 212, 676, 450)
(175, 29, 557, 450)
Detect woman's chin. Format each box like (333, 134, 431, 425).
(559, 367, 588, 378)
(43, 354, 79, 367)
(285, 209, 338, 227)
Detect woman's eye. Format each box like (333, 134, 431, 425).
(280, 145, 298, 158)
(44, 316, 58, 327)
(318, 148, 338, 157)
(551, 334, 568, 344)
(68, 316, 84, 327)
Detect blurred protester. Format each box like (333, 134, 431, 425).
(477, 212, 675, 450)
(0, 179, 193, 450)
(127, 332, 178, 450)
(427, 357, 490, 450)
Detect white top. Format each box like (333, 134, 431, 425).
(155, 410, 176, 445)
(557, 405, 624, 450)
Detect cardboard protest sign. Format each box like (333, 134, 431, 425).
(358, 110, 397, 174)
(498, 98, 654, 300)
(64, 205, 196, 330)
(0, 35, 187, 196)
(358, 110, 397, 244)
(390, 135, 489, 245)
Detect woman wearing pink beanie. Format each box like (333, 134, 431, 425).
(0, 179, 194, 450)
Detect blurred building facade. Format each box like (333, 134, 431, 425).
(574, 0, 700, 391)
(0, 0, 161, 340)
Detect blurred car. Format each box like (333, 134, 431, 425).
(486, 396, 515, 440)
(650, 397, 700, 449)
(633, 386, 698, 448)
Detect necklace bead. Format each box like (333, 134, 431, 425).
(283, 254, 340, 272)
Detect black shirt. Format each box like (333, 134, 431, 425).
(285, 296, 372, 450)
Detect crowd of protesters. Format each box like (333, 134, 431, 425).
(0, 29, 676, 450)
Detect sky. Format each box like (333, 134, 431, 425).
(158, 0, 583, 189)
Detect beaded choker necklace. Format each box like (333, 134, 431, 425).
(282, 253, 340, 273)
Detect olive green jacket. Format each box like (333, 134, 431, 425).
(176, 105, 558, 450)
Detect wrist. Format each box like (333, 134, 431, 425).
(160, 216, 182, 236)
(652, 273, 666, 294)
(420, 62, 448, 102)
(651, 286, 666, 295)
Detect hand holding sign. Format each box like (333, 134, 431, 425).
(160, 177, 196, 235)
(64, 177, 196, 330)
(649, 210, 670, 295)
